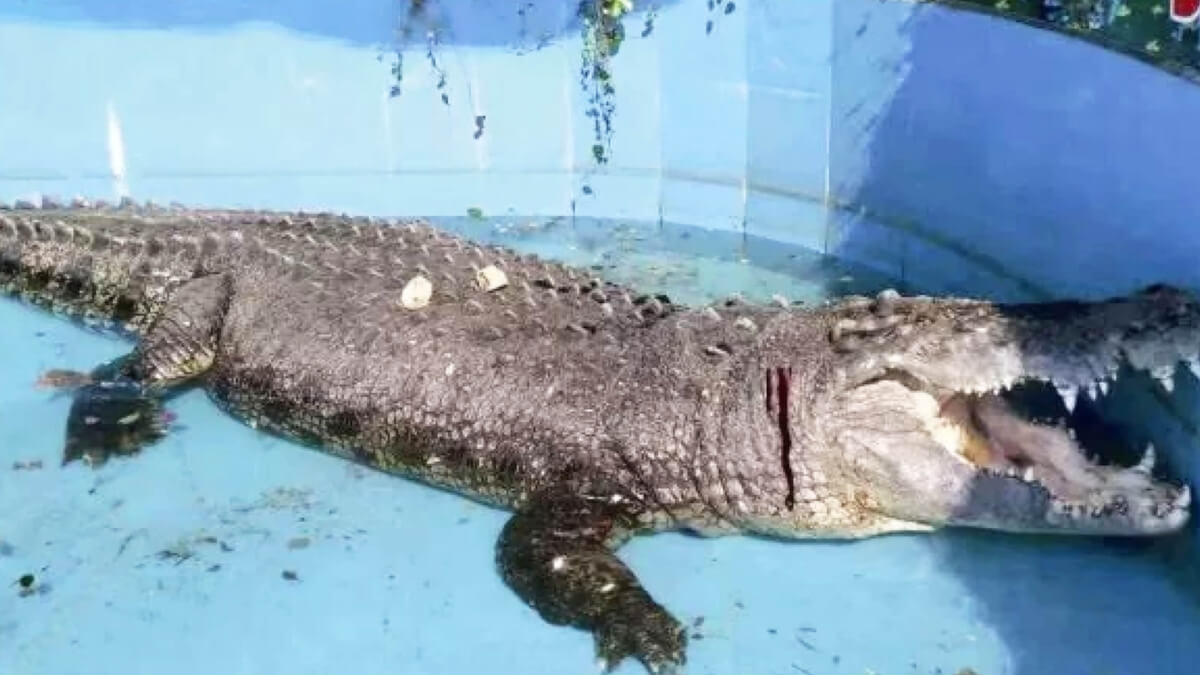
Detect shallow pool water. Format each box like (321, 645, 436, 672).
(1, 215, 1198, 675)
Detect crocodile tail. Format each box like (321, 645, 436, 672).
(0, 201, 199, 332)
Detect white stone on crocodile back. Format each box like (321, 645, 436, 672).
(400, 274, 432, 309)
(476, 264, 508, 292)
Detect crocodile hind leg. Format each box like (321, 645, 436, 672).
(496, 489, 686, 674)
(60, 274, 231, 467)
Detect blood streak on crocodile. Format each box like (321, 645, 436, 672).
(766, 366, 796, 509)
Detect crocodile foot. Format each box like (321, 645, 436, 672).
(497, 488, 686, 675)
(62, 379, 168, 467)
(57, 275, 232, 467)
(594, 593, 686, 674)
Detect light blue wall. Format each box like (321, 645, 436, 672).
(830, 0, 1200, 302)
(8, 1, 1198, 300)
(1, 0, 1197, 541)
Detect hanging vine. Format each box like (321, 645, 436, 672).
(577, 0, 633, 165)
(388, 0, 449, 104)
(384, 1, 658, 161)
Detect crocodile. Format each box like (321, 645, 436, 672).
(0, 198, 1194, 674)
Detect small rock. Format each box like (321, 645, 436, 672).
(16, 573, 39, 597)
(281, 570, 299, 582)
(287, 537, 310, 550)
(475, 264, 508, 292)
(400, 274, 432, 309)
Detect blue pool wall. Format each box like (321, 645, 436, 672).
(1, 0, 1198, 546)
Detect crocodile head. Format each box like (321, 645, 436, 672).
(807, 284, 1194, 537)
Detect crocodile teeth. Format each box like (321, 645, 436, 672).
(1158, 374, 1175, 393)
(1055, 384, 1078, 413)
(1187, 359, 1200, 380)
(1022, 467, 1035, 482)
(1097, 380, 1109, 396)
(1153, 366, 1175, 393)
(1084, 383, 1098, 401)
(1134, 444, 1155, 474)
(1176, 485, 1192, 509)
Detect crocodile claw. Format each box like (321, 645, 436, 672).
(594, 601, 686, 674)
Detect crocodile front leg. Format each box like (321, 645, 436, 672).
(496, 489, 686, 674)
(60, 274, 231, 466)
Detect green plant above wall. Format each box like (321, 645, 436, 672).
(941, 0, 1200, 82)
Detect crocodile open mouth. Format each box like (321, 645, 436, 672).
(829, 284, 1196, 534)
(922, 376, 1191, 533)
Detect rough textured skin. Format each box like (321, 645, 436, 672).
(1, 198, 1194, 674)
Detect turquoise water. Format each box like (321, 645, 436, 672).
(2, 216, 1198, 675)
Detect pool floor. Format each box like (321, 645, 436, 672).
(2, 220, 1199, 675)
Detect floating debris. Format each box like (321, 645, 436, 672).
(35, 368, 93, 391)
(16, 572, 47, 598)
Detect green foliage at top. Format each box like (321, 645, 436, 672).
(948, 0, 1200, 80)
